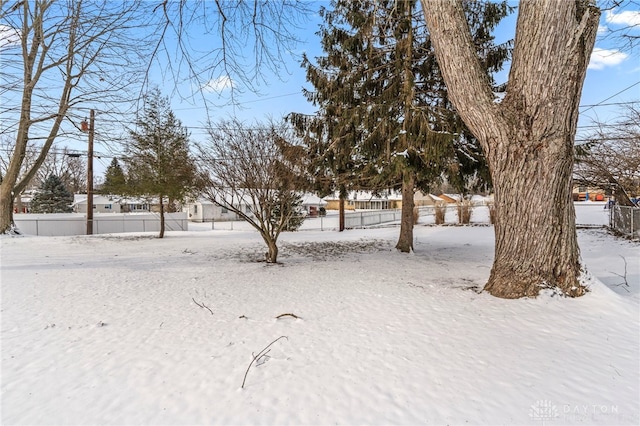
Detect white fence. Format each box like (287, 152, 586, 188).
(13, 212, 188, 236)
(344, 209, 404, 228)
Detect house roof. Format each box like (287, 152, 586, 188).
(323, 190, 403, 202)
(72, 194, 115, 206)
(72, 194, 149, 206)
(301, 193, 328, 206)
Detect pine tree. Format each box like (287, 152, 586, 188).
(126, 88, 201, 238)
(290, 0, 510, 251)
(101, 158, 128, 196)
(30, 175, 74, 213)
(272, 191, 305, 232)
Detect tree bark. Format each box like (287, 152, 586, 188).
(396, 172, 416, 253)
(159, 197, 165, 239)
(421, 0, 600, 298)
(339, 192, 345, 232)
(264, 236, 279, 263)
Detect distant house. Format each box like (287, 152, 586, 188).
(183, 198, 254, 222)
(300, 193, 328, 217)
(572, 185, 606, 202)
(324, 191, 400, 211)
(72, 194, 123, 213)
(14, 190, 35, 213)
(184, 192, 325, 222)
(324, 190, 446, 210)
(119, 198, 152, 213)
(72, 195, 151, 213)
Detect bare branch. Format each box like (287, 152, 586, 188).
(241, 336, 288, 389)
(192, 297, 214, 315)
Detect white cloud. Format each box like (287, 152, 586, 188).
(605, 9, 640, 27)
(202, 76, 235, 93)
(597, 24, 609, 35)
(588, 47, 628, 70)
(0, 24, 21, 49)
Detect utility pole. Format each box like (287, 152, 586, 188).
(86, 109, 95, 235)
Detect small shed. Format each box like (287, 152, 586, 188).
(300, 193, 328, 217)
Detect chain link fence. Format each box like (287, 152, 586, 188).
(609, 205, 640, 240)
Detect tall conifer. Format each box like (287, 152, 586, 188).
(126, 88, 200, 238)
(291, 0, 510, 250)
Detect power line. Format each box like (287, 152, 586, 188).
(170, 91, 304, 113)
(579, 81, 640, 113)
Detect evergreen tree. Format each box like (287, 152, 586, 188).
(30, 175, 73, 213)
(272, 191, 305, 232)
(290, 0, 510, 251)
(101, 158, 128, 196)
(126, 88, 201, 238)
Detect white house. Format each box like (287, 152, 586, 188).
(300, 193, 328, 217)
(72, 195, 151, 214)
(183, 198, 254, 222)
(72, 194, 122, 213)
(184, 192, 323, 222)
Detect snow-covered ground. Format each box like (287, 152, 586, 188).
(1, 202, 638, 425)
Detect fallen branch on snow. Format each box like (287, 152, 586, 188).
(611, 256, 630, 292)
(192, 297, 214, 315)
(241, 336, 288, 389)
(275, 313, 301, 320)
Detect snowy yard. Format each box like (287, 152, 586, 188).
(1, 204, 638, 425)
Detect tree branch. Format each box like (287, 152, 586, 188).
(241, 335, 288, 389)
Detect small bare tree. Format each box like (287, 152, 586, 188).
(36, 148, 87, 194)
(198, 119, 306, 263)
(574, 104, 640, 206)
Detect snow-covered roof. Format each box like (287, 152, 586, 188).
(301, 193, 327, 206)
(323, 190, 402, 202)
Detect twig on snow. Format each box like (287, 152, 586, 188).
(241, 336, 288, 389)
(611, 256, 630, 292)
(275, 313, 301, 320)
(192, 297, 214, 315)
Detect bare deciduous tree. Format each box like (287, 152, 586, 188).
(597, 0, 640, 52)
(149, 1, 312, 105)
(35, 148, 87, 194)
(0, 0, 154, 234)
(575, 104, 640, 205)
(421, 0, 600, 298)
(197, 119, 306, 263)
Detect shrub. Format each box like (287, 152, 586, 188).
(434, 202, 446, 225)
(413, 207, 420, 225)
(456, 199, 473, 224)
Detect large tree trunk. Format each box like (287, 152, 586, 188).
(396, 172, 416, 253)
(0, 184, 16, 233)
(421, 0, 600, 298)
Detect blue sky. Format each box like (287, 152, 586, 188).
(159, 1, 639, 153)
(5, 1, 634, 178)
